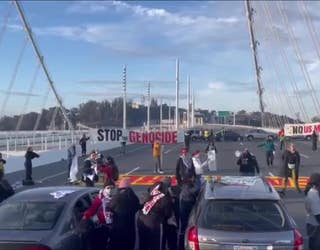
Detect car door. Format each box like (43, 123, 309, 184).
(56, 194, 93, 250)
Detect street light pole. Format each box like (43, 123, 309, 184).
(187, 75, 190, 129)
(175, 58, 179, 130)
(122, 65, 127, 130)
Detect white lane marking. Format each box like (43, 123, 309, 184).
(124, 166, 140, 175)
(268, 172, 275, 177)
(164, 149, 172, 154)
(300, 153, 310, 159)
(38, 171, 68, 182)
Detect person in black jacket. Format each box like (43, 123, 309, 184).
(312, 131, 318, 151)
(23, 146, 39, 185)
(236, 149, 260, 176)
(176, 148, 195, 186)
(0, 172, 14, 203)
(79, 133, 90, 156)
(178, 172, 200, 250)
(108, 178, 140, 250)
(137, 181, 173, 250)
(280, 143, 301, 195)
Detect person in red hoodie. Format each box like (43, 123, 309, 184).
(82, 180, 115, 250)
(97, 156, 119, 183)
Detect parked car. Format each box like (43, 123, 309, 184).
(185, 176, 303, 250)
(0, 186, 99, 250)
(186, 129, 204, 141)
(245, 129, 277, 141)
(215, 130, 243, 142)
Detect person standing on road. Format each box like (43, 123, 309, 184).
(79, 133, 90, 157)
(280, 143, 302, 195)
(137, 181, 173, 250)
(258, 136, 275, 167)
(120, 135, 127, 155)
(153, 141, 163, 174)
(108, 178, 140, 250)
(205, 141, 218, 171)
(184, 131, 191, 152)
(23, 146, 39, 185)
(82, 151, 98, 187)
(67, 144, 76, 182)
(305, 173, 320, 250)
(178, 172, 200, 250)
(176, 148, 195, 186)
(236, 149, 260, 176)
(278, 128, 285, 150)
(0, 153, 6, 179)
(312, 131, 318, 151)
(83, 180, 115, 250)
(191, 150, 207, 187)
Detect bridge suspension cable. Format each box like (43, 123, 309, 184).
(277, 1, 320, 116)
(15, 62, 41, 130)
(13, 0, 73, 130)
(0, 2, 13, 47)
(261, 1, 309, 122)
(0, 36, 28, 115)
(299, 1, 320, 62)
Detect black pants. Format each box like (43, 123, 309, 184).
(178, 201, 194, 250)
(24, 162, 32, 181)
(86, 225, 110, 250)
(162, 221, 177, 250)
(138, 219, 161, 250)
(312, 141, 317, 151)
(81, 145, 87, 156)
(266, 151, 274, 166)
(280, 140, 284, 150)
(307, 224, 320, 250)
(282, 168, 301, 193)
(109, 226, 135, 250)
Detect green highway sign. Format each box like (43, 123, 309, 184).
(218, 111, 231, 117)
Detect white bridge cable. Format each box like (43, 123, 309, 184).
(277, 1, 320, 116)
(261, 1, 310, 122)
(15, 62, 41, 130)
(33, 86, 50, 131)
(49, 106, 60, 130)
(299, 1, 320, 62)
(0, 36, 28, 116)
(0, 2, 13, 48)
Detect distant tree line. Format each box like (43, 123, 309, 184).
(0, 98, 310, 131)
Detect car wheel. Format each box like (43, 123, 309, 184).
(247, 135, 254, 141)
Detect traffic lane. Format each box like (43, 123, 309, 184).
(5, 143, 151, 188)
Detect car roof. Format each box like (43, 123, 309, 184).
(204, 176, 280, 201)
(6, 186, 99, 203)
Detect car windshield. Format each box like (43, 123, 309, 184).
(199, 200, 289, 232)
(0, 201, 65, 230)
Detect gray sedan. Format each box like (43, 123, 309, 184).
(0, 186, 99, 250)
(185, 176, 303, 250)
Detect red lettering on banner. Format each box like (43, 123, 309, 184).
(304, 125, 312, 134)
(267, 177, 283, 188)
(164, 132, 170, 143)
(136, 132, 141, 143)
(149, 132, 155, 144)
(155, 132, 161, 141)
(314, 125, 320, 133)
(172, 131, 177, 143)
(129, 131, 135, 143)
(142, 133, 148, 144)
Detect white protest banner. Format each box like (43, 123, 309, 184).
(284, 122, 320, 136)
(90, 128, 178, 144)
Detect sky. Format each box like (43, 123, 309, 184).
(0, 1, 320, 121)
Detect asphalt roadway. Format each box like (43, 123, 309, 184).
(4, 137, 320, 247)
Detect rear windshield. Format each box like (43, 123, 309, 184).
(199, 200, 289, 232)
(0, 201, 64, 230)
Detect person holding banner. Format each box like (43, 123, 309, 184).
(205, 141, 218, 171)
(67, 144, 78, 183)
(280, 143, 302, 195)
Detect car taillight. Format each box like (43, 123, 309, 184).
(294, 229, 303, 250)
(24, 246, 52, 250)
(187, 226, 200, 250)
